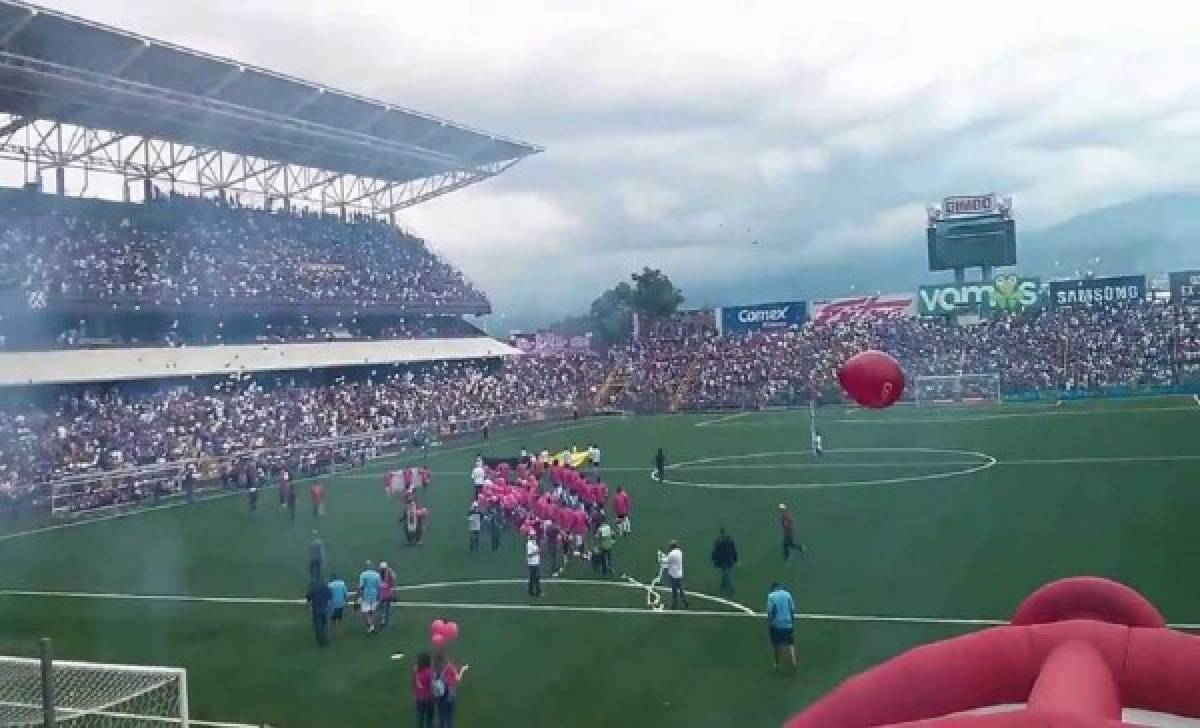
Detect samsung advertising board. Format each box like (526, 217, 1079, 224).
(1170, 270, 1200, 304)
(1049, 275, 1146, 308)
(717, 301, 807, 335)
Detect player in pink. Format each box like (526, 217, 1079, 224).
(403, 467, 414, 493)
(614, 486, 631, 535)
(419, 466, 431, 490)
(310, 483, 325, 518)
(384, 471, 396, 497)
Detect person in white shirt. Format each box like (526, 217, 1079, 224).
(587, 443, 601, 474)
(811, 431, 823, 457)
(666, 541, 688, 609)
(470, 460, 486, 497)
(526, 534, 542, 597)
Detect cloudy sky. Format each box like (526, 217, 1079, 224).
(37, 0, 1200, 330)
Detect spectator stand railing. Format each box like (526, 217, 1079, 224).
(28, 406, 576, 521)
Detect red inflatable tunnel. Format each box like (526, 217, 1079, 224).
(785, 578, 1200, 727)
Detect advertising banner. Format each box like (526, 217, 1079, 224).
(942, 193, 996, 217)
(917, 275, 1043, 317)
(510, 332, 592, 355)
(717, 300, 807, 335)
(1169, 270, 1200, 304)
(811, 294, 913, 325)
(1049, 275, 1146, 308)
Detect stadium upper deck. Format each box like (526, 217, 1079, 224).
(0, 0, 541, 214)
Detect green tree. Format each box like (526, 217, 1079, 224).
(630, 267, 684, 319)
(547, 269, 685, 348)
(589, 281, 634, 346)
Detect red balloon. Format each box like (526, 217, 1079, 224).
(838, 349, 905, 408)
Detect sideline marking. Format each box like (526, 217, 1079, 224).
(2, 586, 1196, 630)
(695, 411, 752, 428)
(0, 419, 600, 544)
(651, 448, 996, 490)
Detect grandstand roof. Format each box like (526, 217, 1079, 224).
(0, 1, 541, 184)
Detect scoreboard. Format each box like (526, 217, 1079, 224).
(927, 194, 1016, 271)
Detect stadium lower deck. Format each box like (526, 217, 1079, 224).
(2, 397, 1199, 727)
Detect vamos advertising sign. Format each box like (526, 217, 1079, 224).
(917, 275, 1042, 317)
(718, 301, 806, 334)
(1049, 275, 1146, 308)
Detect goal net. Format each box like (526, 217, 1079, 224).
(913, 374, 1001, 405)
(0, 656, 188, 726)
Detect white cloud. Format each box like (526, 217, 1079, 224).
(31, 0, 1200, 323)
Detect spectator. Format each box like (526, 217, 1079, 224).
(711, 528, 739, 595)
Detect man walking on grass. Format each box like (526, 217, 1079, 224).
(780, 504, 804, 560)
(710, 528, 739, 595)
(308, 530, 325, 582)
(596, 518, 615, 577)
(305, 578, 332, 647)
(358, 560, 381, 634)
(526, 532, 542, 597)
(766, 582, 797, 671)
(666, 540, 688, 609)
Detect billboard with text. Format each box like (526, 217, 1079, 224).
(811, 294, 913, 325)
(1049, 275, 1146, 308)
(717, 300, 807, 335)
(1170, 270, 1200, 304)
(917, 275, 1042, 317)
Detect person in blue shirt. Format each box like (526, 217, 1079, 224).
(766, 582, 797, 670)
(358, 561, 382, 634)
(327, 574, 348, 630)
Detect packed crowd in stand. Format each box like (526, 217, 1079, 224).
(3, 299, 1197, 511)
(3, 300, 1198, 514)
(0, 191, 488, 312)
(624, 302, 1199, 410)
(0, 353, 605, 511)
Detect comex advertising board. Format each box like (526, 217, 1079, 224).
(717, 301, 806, 335)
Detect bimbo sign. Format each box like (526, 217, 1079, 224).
(718, 300, 807, 334)
(942, 194, 996, 217)
(917, 275, 1042, 317)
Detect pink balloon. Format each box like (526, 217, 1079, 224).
(431, 633, 447, 649)
(444, 622, 459, 641)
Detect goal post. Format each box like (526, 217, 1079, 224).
(0, 646, 188, 727)
(913, 374, 1001, 405)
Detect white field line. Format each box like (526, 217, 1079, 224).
(528, 453, 1200, 477)
(1, 586, 1196, 631)
(697, 403, 1198, 427)
(0, 420, 599, 544)
(694, 411, 752, 427)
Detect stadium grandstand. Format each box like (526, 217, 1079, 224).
(4, 3, 1200, 727)
(0, 0, 598, 522)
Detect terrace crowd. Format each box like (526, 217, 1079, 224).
(624, 302, 1198, 409)
(0, 353, 606, 510)
(0, 192, 488, 313)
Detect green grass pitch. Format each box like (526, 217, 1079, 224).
(2, 397, 1199, 727)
